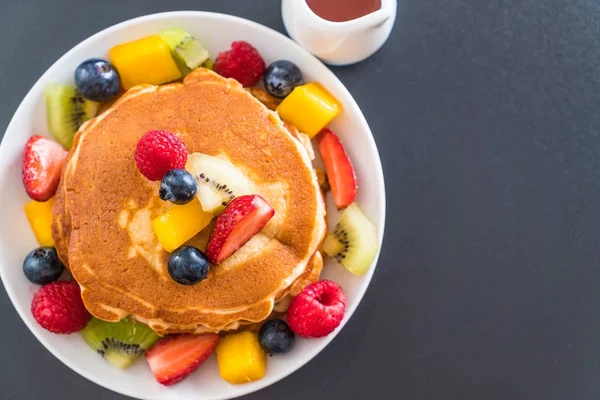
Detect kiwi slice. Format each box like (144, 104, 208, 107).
(160, 29, 210, 73)
(45, 84, 99, 149)
(322, 203, 378, 275)
(81, 317, 159, 368)
(185, 153, 254, 214)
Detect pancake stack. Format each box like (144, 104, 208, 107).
(52, 69, 326, 335)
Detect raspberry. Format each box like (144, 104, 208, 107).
(31, 281, 91, 334)
(287, 280, 346, 338)
(214, 41, 266, 87)
(135, 130, 188, 181)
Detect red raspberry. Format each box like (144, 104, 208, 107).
(135, 130, 188, 181)
(287, 280, 346, 338)
(31, 281, 91, 334)
(214, 41, 266, 87)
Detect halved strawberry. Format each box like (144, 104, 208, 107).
(317, 129, 357, 209)
(206, 195, 275, 264)
(22, 136, 68, 201)
(145, 333, 219, 386)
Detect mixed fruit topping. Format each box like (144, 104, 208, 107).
(135, 130, 188, 181)
(168, 246, 210, 285)
(287, 280, 347, 338)
(18, 29, 380, 388)
(214, 41, 266, 87)
(152, 197, 212, 253)
(205, 194, 275, 264)
(82, 317, 159, 368)
(24, 198, 56, 247)
(276, 82, 342, 137)
(74, 58, 121, 102)
(146, 333, 219, 385)
(31, 281, 90, 334)
(216, 331, 267, 384)
(110, 35, 182, 89)
(22, 136, 67, 201)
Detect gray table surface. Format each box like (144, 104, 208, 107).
(2, 0, 600, 399)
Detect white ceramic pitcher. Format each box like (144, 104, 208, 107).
(282, 0, 396, 66)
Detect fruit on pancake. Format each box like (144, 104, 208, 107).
(185, 153, 254, 214)
(23, 247, 64, 285)
(45, 84, 99, 149)
(22, 136, 68, 201)
(74, 58, 121, 102)
(206, 195, 275, 264)
(109, 35, 181, 89)
(24, 197, 56, 247)
(82, 317, 159, 368)
(317, 129, 357, 209)
(146, 333, 219, 386)
(135, 130, 188, 181)
(276, 82, 342, 138)
(216, 331, 266, 384)
(31, 281, 90, 334)
(159, 169, 197, 205)
(213, 41, 266, 87)
(152, 197, 213, 252)
(263, 60, 304, 98)
(258, 319, 295, 355)
(168, 246, 210, 285)
(322, 203, 378, 275)
(159, 28, 210, 73)
(287, 280, 346, 338)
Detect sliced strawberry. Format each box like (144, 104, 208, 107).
(145, 333, 219, 386)
(206, 195, 275, 264)
(317, 129, 357, 209)
(22, 136, 68, 201)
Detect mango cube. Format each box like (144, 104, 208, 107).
(109, 35, 182, 90)
(276, 82, 342, 137)
(216, 331, 267, 384)
(24, 198, 55, 247)
(152, 197, 213, 252)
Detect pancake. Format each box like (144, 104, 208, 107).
(54, 69, 326, 335)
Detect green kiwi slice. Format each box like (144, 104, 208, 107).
(45, 84, 99, 149)
(322, 203, 379, 275)
(185, 152, 254, 215)
(81, 317, 159, 368)
(160, 28, 210, 73)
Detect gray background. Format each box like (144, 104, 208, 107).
(1, 0, 600, 399)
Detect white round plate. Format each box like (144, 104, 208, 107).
(0, 11, 386, 400)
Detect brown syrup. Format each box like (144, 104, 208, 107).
(306, 0, 382, 22)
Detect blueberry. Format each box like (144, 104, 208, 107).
(258, 319, 295, 355)
(74, 58, 120, 102)
(159, 169, 198, 205)
(168, 246, 209, 285)
(263, 60, 304, 98)
(23, 247, 64, 285)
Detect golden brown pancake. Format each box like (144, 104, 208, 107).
(54, 69, 326, 334)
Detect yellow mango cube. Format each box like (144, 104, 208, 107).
(152, 197, 213, 252)
(109, 35, 182, 90)
(24, 198, 55, 247)
(216, 331, 267, 384)
(276, 82, 342, 137)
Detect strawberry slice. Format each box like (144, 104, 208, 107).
(206, 195, 275, 264)
(145, 333, 219, 386)
(317, 129, 357, 209)
(22, 136, 68, 201)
